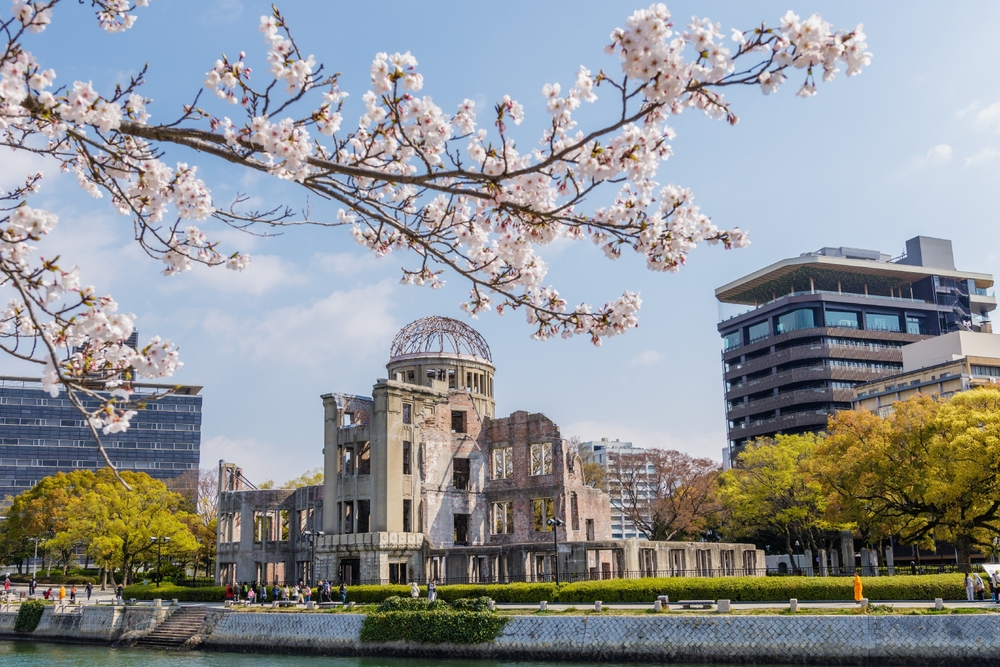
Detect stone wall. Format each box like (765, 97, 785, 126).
(0, 604, 166, 644)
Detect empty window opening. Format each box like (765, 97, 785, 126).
(344, 501, 354, 534)
(342, 412, 354, 426)
(586, 518, 595, 541)
(530, 442, 553, 476)
(451, 410, 467, 433)
(389, 562, 407, 584)
(407, 370, 415, 383)
(343, 445, 355, 476)
(492, 501, 513, 534)
(492, 446, 513, 479)
(402, 440, 411, 475)
(403, 499, 412, 532)
(571, 492, 580, 531)
(448, 369, 456, 389)
(453, 457, 470, 490)
(358, 441, 371, 475)
(532, 497, 555, 532)
(402, 403, 412, 424)
(466, 372, 472, 390)
(454, 513, 470, 545)
(357, 499, 371, 533)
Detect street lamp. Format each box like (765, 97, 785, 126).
(547, 517, 565, 585)
(302, 530, 326, 586)
(150, 536, 171, 588)
(28, 537, 43, 593)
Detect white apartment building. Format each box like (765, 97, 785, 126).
(578, 438, 653, 541)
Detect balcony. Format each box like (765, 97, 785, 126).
(725, 341, 904, 381)
(728, 409, 834, 440)
(726, 364, 891, 400)
(727, 387, 856, 421)
(719, 290, 930, 325)
(722, 326, 927, 362)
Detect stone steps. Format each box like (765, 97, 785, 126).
(133, 606, 208, 649)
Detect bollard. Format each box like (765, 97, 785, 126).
(934, 598, 944, 611)
(271, 601, 277, 609)
(789, 598, 798, 613)
(594, 600, 602, 612)
(347, 601, 355, 609)
(539, 600, 547, 611)
(224, 600, 232, 607)
(859, 597, 869, 607)
(488, 599, 496, 612)
(717, 599, 732, 613)
(153, 599, 162, 607)
(172, 599, 179, 606)
(305, 601, 315, 610)
(653, 600, 662, 612)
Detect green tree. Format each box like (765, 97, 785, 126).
(819, 388, 1000, 565)
(719, 434, 839, 563)
(281, 467, 324, 489)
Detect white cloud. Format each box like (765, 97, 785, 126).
(631, 349, 664, 366)
(162, 253, 307, 296)
(202, 435, 292, 484)
(0, 147, 56, 191)
(311, 251, 379, 275)
(957, 100, 1000, 133)
(203, 280, 399, 367)
(912, 144, 952, 168)
(964, 147, 1000, 167)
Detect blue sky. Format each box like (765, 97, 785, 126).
(3, 1, 1000, 484)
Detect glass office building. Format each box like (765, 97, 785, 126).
(717, 236, 996, 465)
(0, 376, 202, 499)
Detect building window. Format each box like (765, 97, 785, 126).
(402, 403, 412, 424)
(530, 442, 553, 476)
(357, 499, 371, 533)
(906, 315, 928, 335)
(358, 442, 371, 476)
(403, 499, 412, 532)
(586, 518, 595, 541)
(865, 312, 901, 332)
(723, 331, 741, 351)
(451, 410, 466, 433)
(492, 446, 513, 479)
(776, 309, 815, 334)
(696, 549, 712, 576)
(342, 445, 355, 476)
(453, 457, 470, 490)
(492, 501, 513, 534)
(742, 550, 758, 575)
(402, 440, 411, 475)
(454, 513, 470, 545)
(532, 498, 555, 531)
(571, 492, 580, 531)
(973, 365, 1000, 377)
(344, 501, 353, 534)
(388, 563, 407, 584)
(669, 548, 685, 575)
(826, 310, 859, 329)
(747, 321, 769, 342)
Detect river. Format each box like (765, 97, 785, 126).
(0, 642, 783, 667)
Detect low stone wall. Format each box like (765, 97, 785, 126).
(5, 606, 1000, 664)
(200, 611, 1000, 665)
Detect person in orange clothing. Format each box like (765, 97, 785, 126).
(853, 573, 863, 602)
(58, 585, 66, 604)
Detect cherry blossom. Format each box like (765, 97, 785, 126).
(0, 1, 872, 474)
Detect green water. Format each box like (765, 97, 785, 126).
(0, 642, 753, 666)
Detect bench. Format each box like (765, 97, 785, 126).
(677, 599, 714, 609)
(271, 600, 298, 608)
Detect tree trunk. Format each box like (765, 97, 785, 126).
(956, 535, 973, 569)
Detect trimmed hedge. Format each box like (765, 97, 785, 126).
(8, 574, 96, 585)
(123, 584, 226, 602)
(15, 600, 45, 633)
(345, 575, 964, 604)
(361, 609, 507, 644)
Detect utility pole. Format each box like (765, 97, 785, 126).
(547, 517, 565, 584)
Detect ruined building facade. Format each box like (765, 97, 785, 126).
(217, 317, 762, 585)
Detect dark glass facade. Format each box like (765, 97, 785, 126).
(717, 237, 995, 464)
(0, 377, 201, 498)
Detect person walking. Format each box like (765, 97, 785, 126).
(70, 585, 77, 603)
(965, 573, 975, 601)
(58, 585, 66, 605)
(852, 573, 863, 603)
(992, 570, 1000, 603)
(428, 579, 437, 602)
(339, 581, 347, 604)
(29, 576, 36, 596)
(86, 582, 93, 601)
(410, 581, 420, 599)
(973, 572, 985, 601)
(115, 584, 123, 604)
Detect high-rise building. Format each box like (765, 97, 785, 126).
(716, 236, 995, 464)
(0, 376, 202, 499)
(577, 438, 651, 541)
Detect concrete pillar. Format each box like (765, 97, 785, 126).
(830, 548, 840, 575)
(804, 549, 814, 576)
(840, 531, 855, 575)
(885, 546, 895, 576)
(869, 547, 879, 576)
(819, 549, 828, 577)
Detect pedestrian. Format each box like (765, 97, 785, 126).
(116, 584, 123, 604)
(29, 576, 36, 595)
(272, 583, 280, 602)
(410, 581, 420, 599)
(246, 587, 255, 606)
(965, 573, 975, 601)
(86, 582, 93, 601)
(3, 575, 10, 595)
(852, 573, 862, 603)
(260, 583, 267, 604)
(974, 572, 985, 601)
(339, 581, 347, 604)
(70, 585, 77, 603)
(992, 571, 1000, 603)
(304, 583, 311, 604)
(44, 587, 52, 600)
(296, 583, 304, 604)
(58, 585, 66, 605)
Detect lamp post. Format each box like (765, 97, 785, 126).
(302, 530, 326, 586)
(547, 517, 565, 585)
(150, 536, 171, 587)
(28, 537, 42, 593)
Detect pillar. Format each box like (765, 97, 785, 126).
(804, 549, 814, 576)
(819, 549, 828, 577)
(885, 546, 895, 576)
(840, 531, 855, 575)
(830, 547, 840, 575)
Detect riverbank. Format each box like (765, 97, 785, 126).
(4, 603, 1000, 664)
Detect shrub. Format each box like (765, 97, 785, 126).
(376, 596, 449, 612)
(450, 596, 493, 612)
(360, 610, 507, 644)
(14, 600, 45, 633)
(123, 584, 226, 602)
(8, 574, 96, 585)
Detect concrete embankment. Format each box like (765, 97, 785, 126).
(4, 604, 1000, 664)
